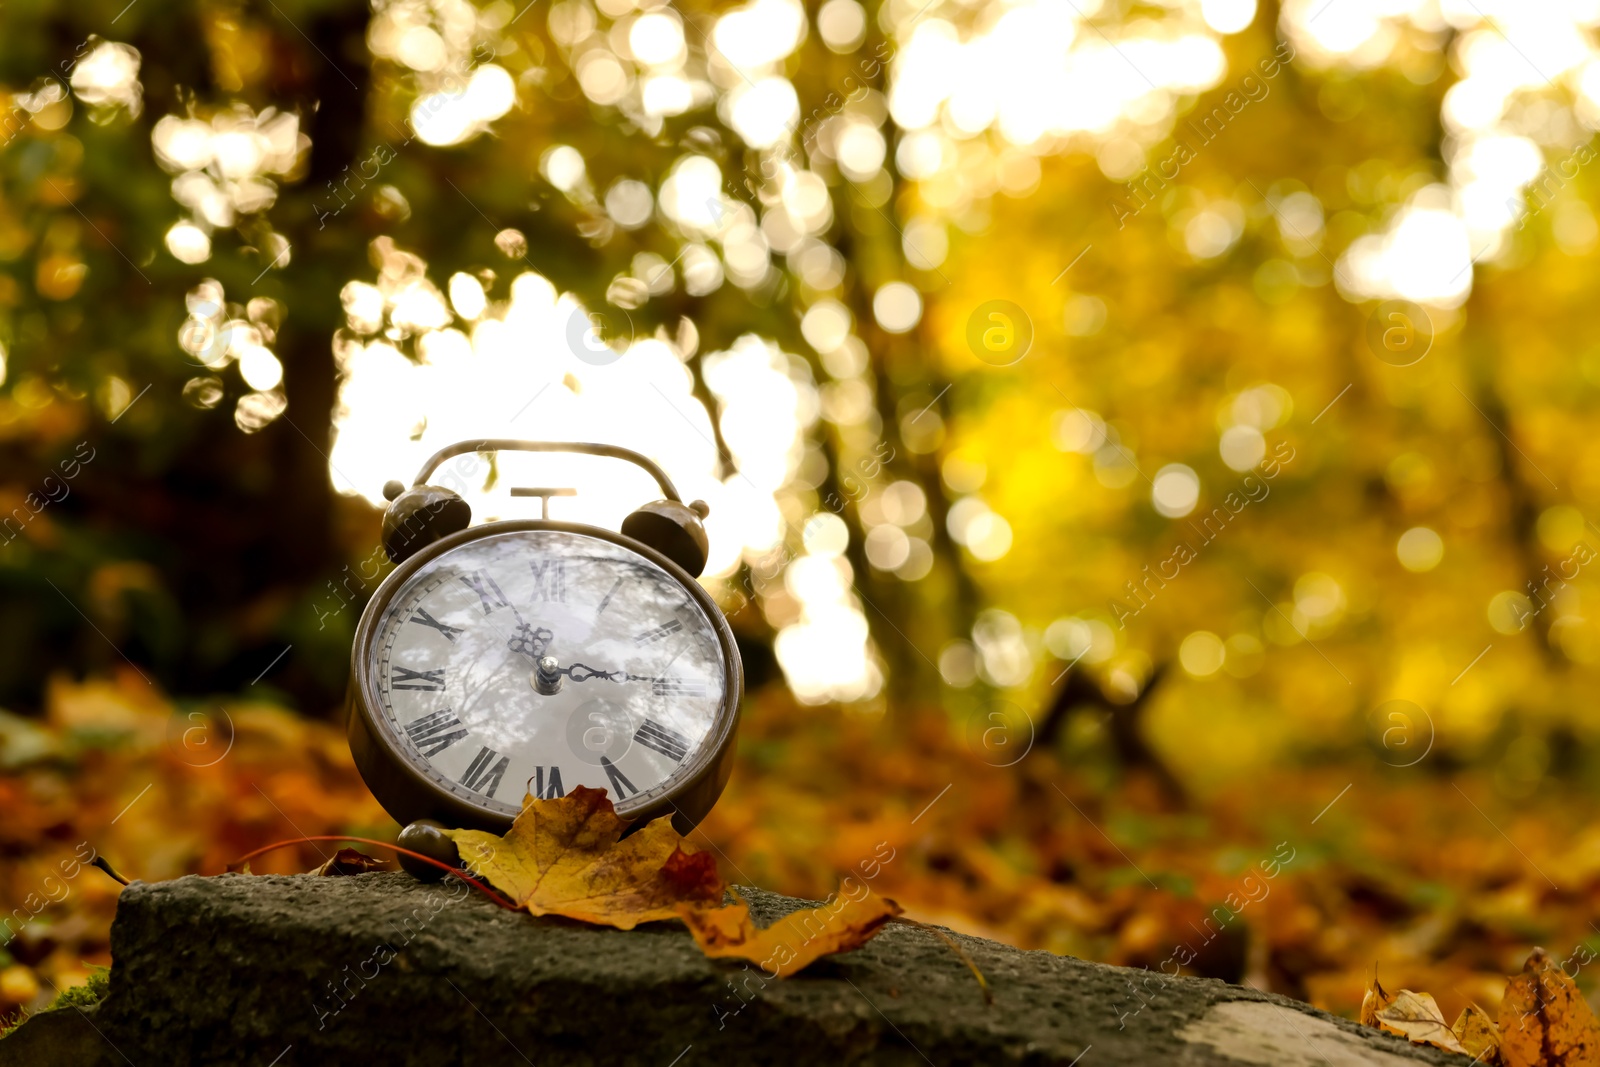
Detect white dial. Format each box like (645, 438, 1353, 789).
(369, 529, 728, 818)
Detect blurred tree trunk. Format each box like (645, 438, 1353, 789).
(52, 0, 376, 709)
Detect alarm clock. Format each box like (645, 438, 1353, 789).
(346, 438, 743, 841)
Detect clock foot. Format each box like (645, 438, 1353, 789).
(396, 819, 462, 882)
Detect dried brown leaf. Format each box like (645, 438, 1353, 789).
(1499, 948, 1600, 1067)
(310, 847, 389, 877)
(1374, 990, 1468, 1055)
(1361, 972, 1396, 1028)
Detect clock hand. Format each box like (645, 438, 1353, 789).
(508, 622, 554, 662)
(554, 618, 695, 687)
(532, 658, 698, 695)
(530, 656, 635, 696)
(560, 662, 631, 683)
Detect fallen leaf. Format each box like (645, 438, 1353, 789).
(446, 785, 723, 929)
(310, 848, 389, 877)
(1361, 972, 1396, 1028)
(677, 890, 902, 977)
(1374, 989, 1468, 1055)
(446, 789, 900, 974)
(1453, 1004, 1500, 1065)
(1499, 948, 1600, 1067)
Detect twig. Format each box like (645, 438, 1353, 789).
(225, 835, 518, 910)
(891, 917, 992, 1004)
(90, 856, 130, 886)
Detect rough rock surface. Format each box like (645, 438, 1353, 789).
(0, 872, 1464, 1066)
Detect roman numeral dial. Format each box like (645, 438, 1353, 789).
(634, 719, 690, 762)
(460, 746, 510, 798)
(392, 666, 445, 691)
(372, 529, 729, 820)
(635, 620, 683, 645)
(460, 570, 510, 615)
(409, 608, 463, 641)
(531, 560, 567, 602)
(404, 709, 469, 757)
(530, 766, 565, 799)
(651, 677, 708, 698)
(600, 756, 638, 799)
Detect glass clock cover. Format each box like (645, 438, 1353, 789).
(367, 529, 728, 818)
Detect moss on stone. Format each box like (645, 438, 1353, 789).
(44, 968, 109, 1014)
(0, 967, 109, 1039)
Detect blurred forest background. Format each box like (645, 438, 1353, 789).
(5, 0, 1600, 1036)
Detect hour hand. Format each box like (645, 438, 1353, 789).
(509, 623, 554, 661)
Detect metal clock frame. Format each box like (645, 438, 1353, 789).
(347, 518, 743, 836)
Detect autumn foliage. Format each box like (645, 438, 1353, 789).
(3, 671, 1600, 1055)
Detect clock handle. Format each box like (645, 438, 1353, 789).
(408, 439, 684, 501)
(381, 439, 711, 576)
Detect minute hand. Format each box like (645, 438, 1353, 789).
(558, 663, 632, 683)
(557, 665, 701, 696)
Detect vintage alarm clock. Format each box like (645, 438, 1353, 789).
(347, 438, 742, 849)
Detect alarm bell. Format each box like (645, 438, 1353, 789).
(621, 498, 710, 578)
(381, 481, 472, 565)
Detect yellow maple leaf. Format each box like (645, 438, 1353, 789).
(1452, 1004, 1501, 1065)
(1499, 948, 1600, 1067)
(448, 788, 902, 974)
(677, 890, 903, 978)
(446, 785, 723, 929)
(1373, 990, 1468, 1055)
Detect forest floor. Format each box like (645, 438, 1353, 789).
(0, 670, 1595, 1034)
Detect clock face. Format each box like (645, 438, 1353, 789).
(367, 528, 730, 819)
